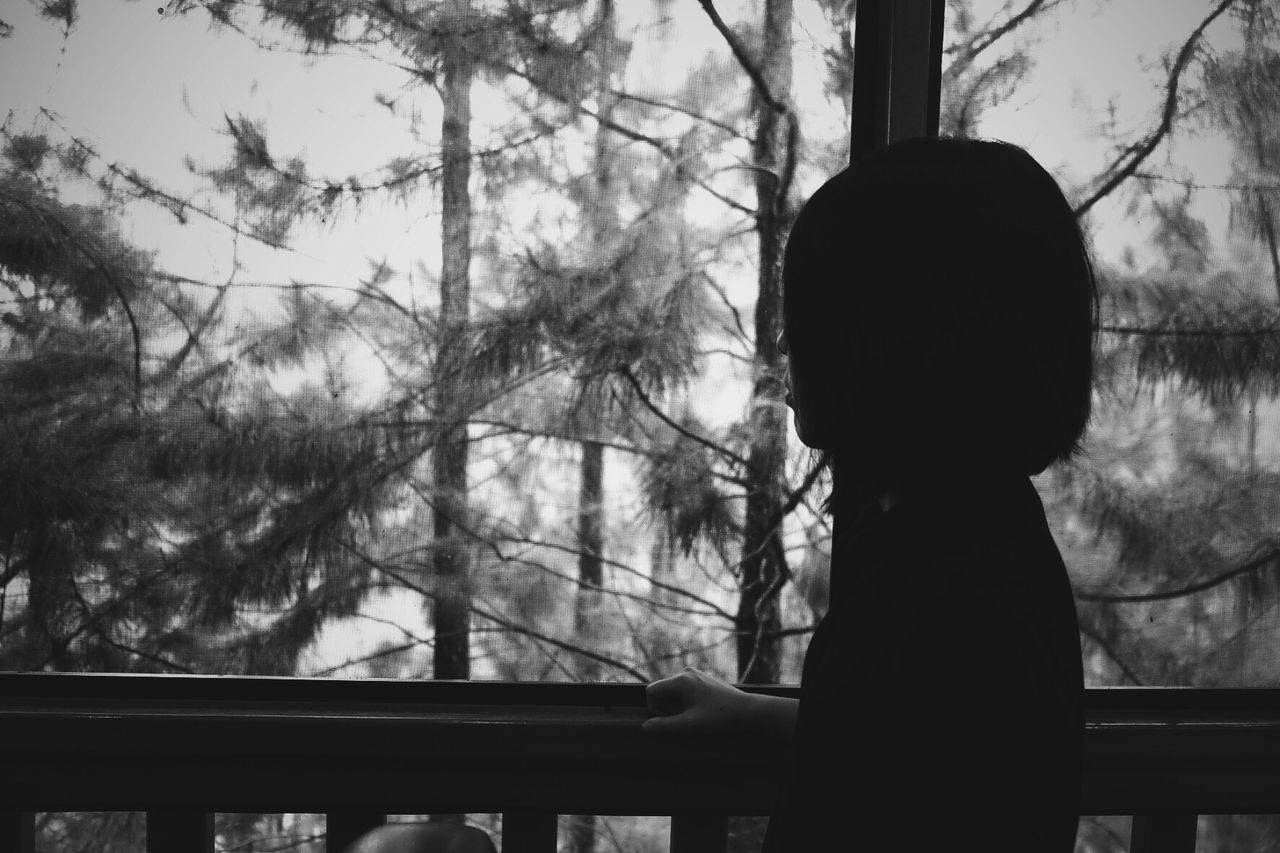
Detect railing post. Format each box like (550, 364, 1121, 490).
(671, 814, 728, 853)
(327, 812, 386, 852)
(146, 810, 214, 853)
(1, 811, 35, 853)
(1130, 812, 1199, 853)
(501, 811, 558, 853)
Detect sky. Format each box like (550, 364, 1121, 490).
(1, 0, 1242, 285)
(0, 0, 1259, 676)
(966, 0, 1240, 265)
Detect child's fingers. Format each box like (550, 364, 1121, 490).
(644, 670, 695, 712)
(641, 709, 694, 735)
(640, 714, 673, 734)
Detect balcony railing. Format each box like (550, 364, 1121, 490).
(2, 673, 1279, 852)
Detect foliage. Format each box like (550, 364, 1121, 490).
(0, 134, 401, 675)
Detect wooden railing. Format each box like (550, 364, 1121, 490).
(2, 673, 1279, 852)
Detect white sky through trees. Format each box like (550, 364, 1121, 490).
(2, 1, 1238, 293)
(0, 0, 1243, 420)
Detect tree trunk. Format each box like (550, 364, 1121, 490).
(431, 5, 474, 684)
(737, 0, 794, 687)
(648, 525, 679, 673)
(567, 7, 620, 850)
(427, 3, 475, 830)
(1257, 192, 1280, 302)
(573, 0, 618, 690)
(575, 439, 605, 686)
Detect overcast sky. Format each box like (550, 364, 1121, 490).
(2, 0, 1242, 277)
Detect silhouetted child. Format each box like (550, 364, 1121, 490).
(644, 137, 1096, 852)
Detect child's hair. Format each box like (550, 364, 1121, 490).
(782, 137, 1098, 509)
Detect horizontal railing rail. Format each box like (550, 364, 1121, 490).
(2, 673, 1279, 852)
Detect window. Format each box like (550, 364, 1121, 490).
(4, 0, 1277, 695)
(1, 0, 855, 684)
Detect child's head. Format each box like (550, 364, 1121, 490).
(781, 137, 1097, 500)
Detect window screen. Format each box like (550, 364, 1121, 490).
(1, 0, 856, 683)
(941, 0, 1280, 688)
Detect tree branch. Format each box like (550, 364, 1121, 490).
(611, 89, 749, 141)
(216, 111, 566, 201)
(1077, 547, 1280, 603)
(761, 623, 817, 640)
(695, 0, 787, 115)
(399, 478, 736, 621)
(1073, 0, 1238, 218)
(618, 365, 752, 471)
(31, 109, 296, 252)
(1, 186, 145, 409)
(781, 450, 829, 517)
(69, 578, 197, 673)
(948, 0, 1063, 67)
(1078, 621, 1145, 685)
(349, 546, 651, 682)
(1132, 170, 1280, 192)
(309, 639, 424, 677)
(488, 535, 736, 621)
(1098, 321, 1280, 338)
(498, 58, 758, 216)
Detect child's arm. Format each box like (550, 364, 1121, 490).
(642, 666, 799, 745)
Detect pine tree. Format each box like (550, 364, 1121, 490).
(1057, 0, 1280, 691)
(432, 0, 478, 684)
(736, 0, 796, 686)
(0, 119, 397, 677)
(165, 0, 635, 691)
(0, 154, 161, 671)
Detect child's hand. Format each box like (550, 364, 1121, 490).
(641, 666, 753, 736)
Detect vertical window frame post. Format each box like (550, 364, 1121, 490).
(851, 0, 945, 159)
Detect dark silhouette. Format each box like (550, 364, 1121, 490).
(645, 137, 1098, 851)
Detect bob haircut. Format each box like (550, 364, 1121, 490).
(782, 137, 1098, 504)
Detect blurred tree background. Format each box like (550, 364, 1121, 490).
(3, 0, 1280, 850)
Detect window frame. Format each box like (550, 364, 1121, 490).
(851, 0, 945, 156)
